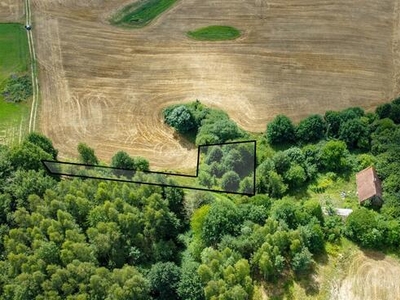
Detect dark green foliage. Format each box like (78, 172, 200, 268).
(4, 169, 56, 206)
(26, 132, 58, 159)
(266, 114, 296, 144)
(111, 151, 135, 169)
(164, 105, 196, 134)
(2, 74, 32, 102)
(221, 170, 241, 192)
(284, 164, 307, 189)
(178, 259, 204, 300)
(198, 247, 253, 299)
(164, 101, 246, 145)
(319, 140, 351, 172)
(389, 104, 400, 123)
(10, 140, 53, 171)
(271, 198, 300, 229)
(376, 103, 392, 119)
(163, 187, 186, 222)
(339, 118, 369, 149)
(205, 146, 223, 164)
(296, 114, 326, 143)
(198, 171, 215, 188)
(324, 110, 342, 137)
(148, 262, 181, 299)
(291, 247, 313, 273)
(202, 200, 242, 246)
(239, 176, 254, 194)
(340, 107, 364, 122)
(299, 223, 325, 254)
(272, 151, 291, 174)
(133, 156, 150, 171)
(77, 142, 99, 165)
(323, 215, 343, 243)
(196, 119, 243, 145)
(345, 208, 383, 248)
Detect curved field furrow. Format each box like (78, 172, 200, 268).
(31, 0, 399, 169)
(336, 252, 400, 300)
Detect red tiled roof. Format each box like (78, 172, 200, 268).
(356, 166, 382, 202)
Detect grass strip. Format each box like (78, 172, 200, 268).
(187, 25, 241, 41)
(110, 0, 177, 28)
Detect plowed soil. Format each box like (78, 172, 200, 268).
(27, 0, 400, 170)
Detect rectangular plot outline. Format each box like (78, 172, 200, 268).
(42, 140, 257, 196)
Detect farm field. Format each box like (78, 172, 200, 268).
(25, 0, 400, 170)
(0, 0, 23, 22)
(0, 23, 31, 144)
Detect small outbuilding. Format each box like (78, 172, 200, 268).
(356, 166, 383, 206)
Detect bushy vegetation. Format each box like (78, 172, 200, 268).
(198, 143, 254, 194)
(163, 100, 247, 145)
(110, 0, 177, 28)
(2, 74, 32, 103)
(187, 26, 241, 41)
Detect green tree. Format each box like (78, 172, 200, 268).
(324, 110, 342, 138)
(291, 247, 313, 273)
(284, 164, 307, 189)
(147, 262, 181, 300)
(376, 103, 392, 119)
(10, 141, 53, 171)
(319, 140, 350, 172)
(339, 118, 369, 149)
(221, 171, 241, 192)
(178, 260, 204, 300)
(202, 200, 242, 246)
(26, 132, 58, 159)
(77, 143, 99, 165)
(164, 105, 196, 133)
(296, 114, 326, 143)
(265, 115, 296, 144)
(345, 208, 383, 248)
(111, 151, 135, 169)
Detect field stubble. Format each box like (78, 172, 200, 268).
(26, 0, 400, 170)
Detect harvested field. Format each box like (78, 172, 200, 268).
(336, 251, 400, 300)
(30, 0, 400, 169)
(0, 0, 23, 22)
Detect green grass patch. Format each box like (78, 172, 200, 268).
(0, 23, 31, 144)
(110, 0, 177, 28)
(187, 25, 241, 41)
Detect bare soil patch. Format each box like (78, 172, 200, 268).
(31, 0, 400, 169)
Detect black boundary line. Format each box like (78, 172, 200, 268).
(42, 140, 257, 196)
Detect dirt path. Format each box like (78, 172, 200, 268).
(335, 251, 400, 300)
(25, 0, 39, 133)
(30, 0, 400, 169)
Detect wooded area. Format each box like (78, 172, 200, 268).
(0, 99, 399, 299)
